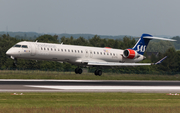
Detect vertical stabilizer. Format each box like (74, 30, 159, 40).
(132, 34, 152, 55)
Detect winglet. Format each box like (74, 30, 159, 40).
(154, 56, 167, 65)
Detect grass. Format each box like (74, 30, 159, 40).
(0, 70, 180, 80)
(0, 92, 180, 113)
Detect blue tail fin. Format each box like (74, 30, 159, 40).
(132, 34, 152, 55)
(132, 33, 176, 55)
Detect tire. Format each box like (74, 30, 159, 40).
(78, 68, 83, 74)
(13, 63, 17, 67)
(75, 68, 79, 74)
(94, 70, 98, 76)
(97, 70, 102, 76)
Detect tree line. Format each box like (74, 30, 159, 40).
(0, 34, 180, 74)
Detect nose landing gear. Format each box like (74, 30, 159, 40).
(13, 58, 17, 67)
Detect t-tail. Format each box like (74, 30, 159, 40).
(131, 34, 176, 55)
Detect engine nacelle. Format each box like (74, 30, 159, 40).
(123, 49, 140, 59)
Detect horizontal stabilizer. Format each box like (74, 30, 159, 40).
(143, 36, 176, 41)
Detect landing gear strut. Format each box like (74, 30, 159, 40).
(94, 69, 102, 76)
(13, 58, 17, 67)
(75, 68, 83, 74)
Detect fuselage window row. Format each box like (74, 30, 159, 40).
(39, 47, 116, 56)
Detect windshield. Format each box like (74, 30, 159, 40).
(13, 44, 21, 47)
(22, 45, 28, 48)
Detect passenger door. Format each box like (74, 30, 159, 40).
(30, 42, 36, 56)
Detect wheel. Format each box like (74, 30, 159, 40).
(13, 59, 17, 67)
(78, 68, 83, 74)
(97, 70, 102, 76)
(94, 70, 98, 76)
(13, 62, 17, 67)
(75, 68, 83, 74)
(75, 68, 79, 74)
(94, 70, 102, 76)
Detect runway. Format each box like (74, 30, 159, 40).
(0, 79, 180, 93)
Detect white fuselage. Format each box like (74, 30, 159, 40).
(6, 41, 144, 66)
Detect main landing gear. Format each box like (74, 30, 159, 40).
(75, 67, 102, 76)
(94, 69, 102, 76)
(75, 68, 83, 74)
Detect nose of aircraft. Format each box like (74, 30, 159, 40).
(6, 48, 13, 56)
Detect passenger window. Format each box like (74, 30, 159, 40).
(44, 48, 46, 50)
(61, 49, 63, 52)
(72, 50, 73, 52)
(75, 50, 76, 53)
(100, 52, 102, 55)
(81, 50, 83, 53)
(47, 48, 49, 51)
(107, 53, 109, 55)
(94, 52, 96, 54)
(65, 49, 66, 52)
(110, 53, 112, 56)
(68, 49, 70, 52)
(58, 49, 60, 51)
(104, 53, 106, 55)
(22, 45, 28, 48)
(97, 52, 99, 54)
(51, 48, 53, 51)
(41, 47, 43, 50)
(78, 50, 79, 53)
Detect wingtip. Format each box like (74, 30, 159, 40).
(154, 56, 167, 65)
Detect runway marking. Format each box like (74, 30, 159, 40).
(0, 79, 179, 82)
(26, 85, 180, 90)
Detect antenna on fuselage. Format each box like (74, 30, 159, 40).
(61, 42, 63, 45)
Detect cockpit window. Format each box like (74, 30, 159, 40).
(22, 45, 28, 48)
(13, 44, 21, 47)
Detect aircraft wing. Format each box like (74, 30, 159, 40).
(88, 62, 152, 66)
(87, 56, 167, 67)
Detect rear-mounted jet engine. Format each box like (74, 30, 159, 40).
(123, 49, 140, 59)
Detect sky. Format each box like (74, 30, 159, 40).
(0, 0, 180, 36)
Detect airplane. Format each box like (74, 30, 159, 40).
(6, 34, 176, 76)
